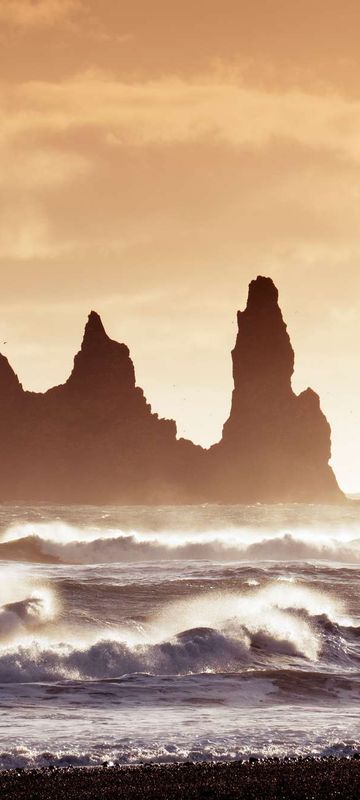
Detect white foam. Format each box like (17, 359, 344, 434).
(0, 567, 57, 645)
(0, 531, 360, 564)
(0, 578, 347, 680)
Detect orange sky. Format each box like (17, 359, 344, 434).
(1, 0, 359, 492)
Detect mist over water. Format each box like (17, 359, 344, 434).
(1, 502, 360, 564)
(0, 502, 359, 769)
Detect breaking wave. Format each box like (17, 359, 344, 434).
(0, 574, 356, 683)
(1, 521, 360, 564)
(0, 504, 359, 771)
(0, 616, 357, 684)
(0, 569, 57, 644)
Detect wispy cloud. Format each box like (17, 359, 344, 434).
(0, 0, 83, 29)
(2, 72, 360, 162)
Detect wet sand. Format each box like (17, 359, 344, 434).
(0, 757, 359, 799)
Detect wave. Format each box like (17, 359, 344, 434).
(0, 618, 358, 685)
(0, 506, 358, 772)
(0, 627, 329, 683)
(0, 568, 56, 644)
(0, 628, 250, 682)
(1, 725, 360, 771)
(0, 595, 53, 642)
(0, 576, 355, 681)
(1, 527, 360, 564)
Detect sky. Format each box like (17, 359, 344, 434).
(0, 0, 359, 492)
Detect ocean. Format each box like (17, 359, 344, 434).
(0, 502, 359, 769)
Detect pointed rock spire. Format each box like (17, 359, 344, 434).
(231, 275, 294, 404)
(217, 275, 342, 502)
(246, 274, 279, 310)
(81, 311, 109, 350)
(66, 311, 135, 393)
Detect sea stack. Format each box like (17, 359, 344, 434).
(0, 276, 343, 504)
(208, 276, 343, 502)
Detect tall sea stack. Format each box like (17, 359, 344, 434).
(0, 276, 343, 504)
(208, 276, 342, 502)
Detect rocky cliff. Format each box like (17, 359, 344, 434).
(0, 311, 203, 503)
(0, 277, 343, 503)
(208, 276, 343, 502)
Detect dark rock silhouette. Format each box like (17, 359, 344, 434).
(0, 277, 343, 503)
(208, 276, 342, 502)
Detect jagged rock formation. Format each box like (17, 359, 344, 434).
(0, 277, 343, 504)
(0, 312, 203, 503)
(208, 276, 343, 502)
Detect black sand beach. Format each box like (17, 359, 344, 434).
(0, 758, 359, 800)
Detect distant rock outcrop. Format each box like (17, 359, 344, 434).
(0, 310, 202, 503)
(0, 277, 343, 504)
(208, 276, 342, 502)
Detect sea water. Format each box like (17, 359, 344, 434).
(0, 502, 359, 768)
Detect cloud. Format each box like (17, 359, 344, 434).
(0, 69, 359, 493)
(0, 0, 83, 28)
(0, 147, 90, 190)
(0, 145, 90, 260)
(2, 71, 360, 268)
(1, 72, 360, 164)
(0, 206, 53, 260)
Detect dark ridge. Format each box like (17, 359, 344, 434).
(0, 277, 344, 504)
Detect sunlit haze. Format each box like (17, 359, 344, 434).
(1, 1, 360, 492)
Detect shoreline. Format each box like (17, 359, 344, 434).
(1, 757, 360, 799)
